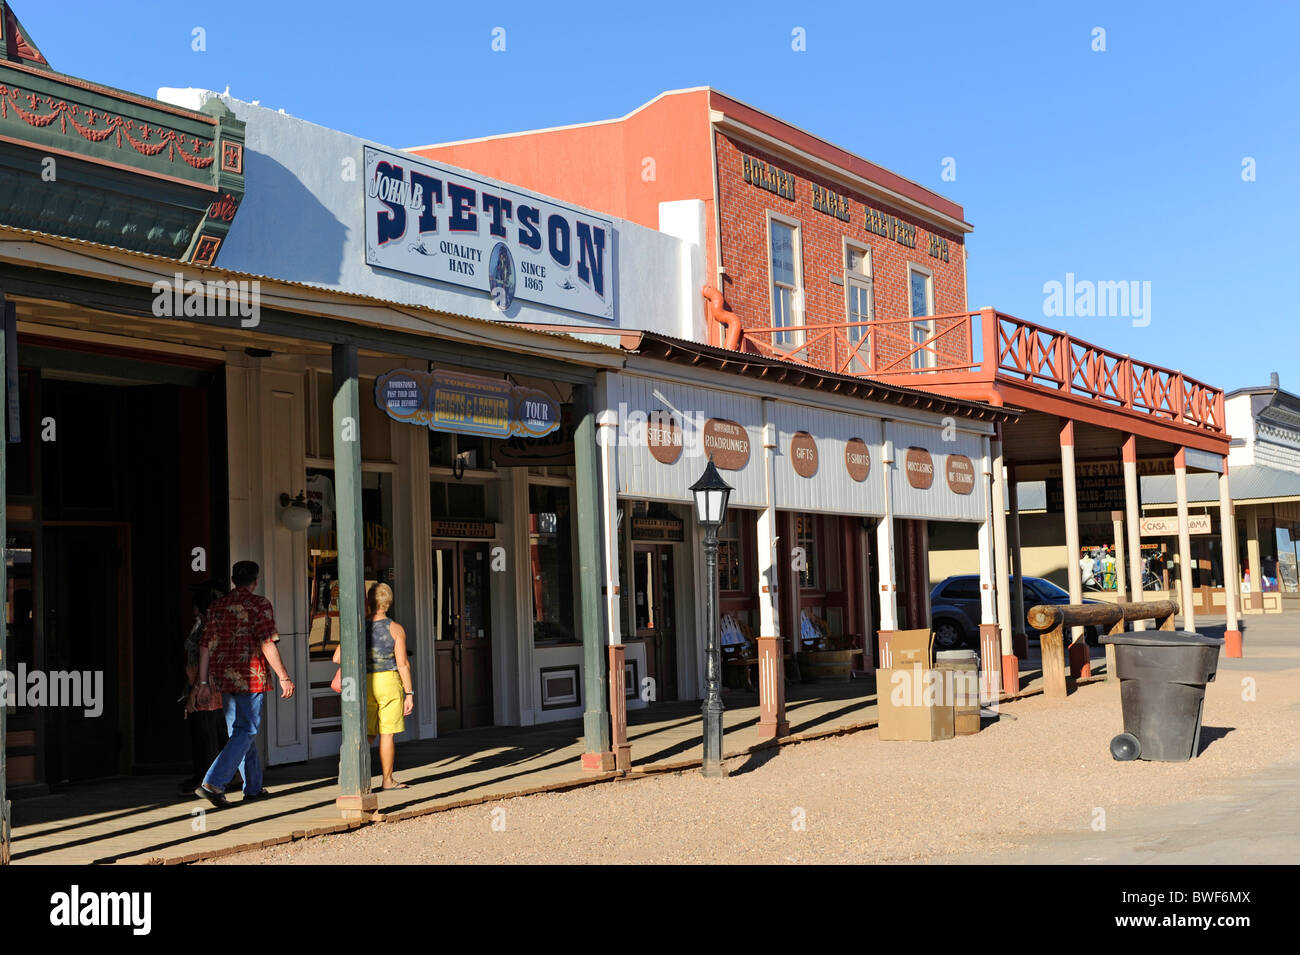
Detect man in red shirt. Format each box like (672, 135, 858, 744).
(195, 561, 295, 808)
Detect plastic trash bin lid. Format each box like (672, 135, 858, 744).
(1100, 630, 1224, 647)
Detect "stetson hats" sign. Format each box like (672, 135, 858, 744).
(945, 454, 975, 495)
(646, 410, 682, 465)
(904, 447, 935, 490)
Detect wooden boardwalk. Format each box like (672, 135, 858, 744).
(10, 678, 893, 865)
(9, 643, 1097, 865)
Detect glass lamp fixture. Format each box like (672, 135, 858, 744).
(689, 457, 732, 529)
(279, 491, 313, 532)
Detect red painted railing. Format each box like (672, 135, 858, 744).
(738, 307, 1225, 434)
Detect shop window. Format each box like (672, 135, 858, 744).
(5, 370, 35, 498)
(796, 513, 819, 590)
(845, 243, 874, 345)
(430, 431, 492, 471)
(718, 510, 745, 593)
(1276, 523, 1299, 593)
(529, 483, 575, 644)
(306, 467, 396, 658)
(431, 480, 487, 519)
(908, 266, 935, 370)
(769, 216, 803, 347)
(312, 370, 393, 462)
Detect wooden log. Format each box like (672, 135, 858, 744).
(1027, 600, 1179, 634)
(1041, 623, 1068, 699)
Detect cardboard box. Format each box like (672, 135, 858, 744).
(876, 665, 955, 742)
(888, 628, 934, 668)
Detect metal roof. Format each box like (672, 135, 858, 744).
(1141, 465, 1300, 506)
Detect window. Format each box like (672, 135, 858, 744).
(795, 513, 819, 590)
(306, 467, 395, 657)
(768, 216, 803, 347)
(529, 484, 575, 644)
(844, 243, 874, 345)
(941, 578, 981, 600)
(718, 510, 744, 592)
(908, 266, 935, 370)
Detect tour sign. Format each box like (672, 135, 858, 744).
(364, 146, 614, 321)
(375, 368, 560, 439)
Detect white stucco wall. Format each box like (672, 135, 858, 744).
(1225, 393, 1256, 466)
(157, 88, 692, 338)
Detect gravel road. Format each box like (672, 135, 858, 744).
(211, 663, 1300, 865)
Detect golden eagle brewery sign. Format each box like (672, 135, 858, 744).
(364, 146, 614, 321)
(375, 369, 560, 439)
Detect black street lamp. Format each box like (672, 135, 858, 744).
(690, 456, 732, 777)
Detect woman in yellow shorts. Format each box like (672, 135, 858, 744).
(333, 582, 414, 789)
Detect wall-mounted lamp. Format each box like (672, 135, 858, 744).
(279, 491, 313, 532)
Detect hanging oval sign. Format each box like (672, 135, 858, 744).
(790, 431, 819, 478)
(845, 438, 871, 482)
(646, 410, 682, 465)
(945, 453, 976, 495)
(904, 446, 935, 490)
(703, 418, 751, 470)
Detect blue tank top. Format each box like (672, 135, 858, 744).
(366, 617, 397, 673)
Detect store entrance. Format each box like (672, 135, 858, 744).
(633, 543, 677, 702)
(432, 541, 493, 731)
(41, 524, 128, 781)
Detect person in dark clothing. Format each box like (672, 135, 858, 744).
(179, 581, 232, 795)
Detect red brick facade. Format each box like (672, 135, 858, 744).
(714, 132, 969, 374)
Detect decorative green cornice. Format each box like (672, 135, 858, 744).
(0, 56, 246, 265)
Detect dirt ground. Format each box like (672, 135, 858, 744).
(212, 648, 1300, 865)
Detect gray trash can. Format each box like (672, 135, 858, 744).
(1099, 630, 1224, 762)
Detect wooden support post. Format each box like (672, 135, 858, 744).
(1123, 435, 1146, 632)
(1041, 623, 1068, 699)
(1060, 419, 1084, 641)
(597, 399, 630, 772)
(989, 434, 1013, 697)
(332, 343, 375, 819)
(1007, 465, 1029, 660)
(1108, 508, 1125, 680)
(756, 409, 788, 739)
(575, 383, 613, 771)
(1219, 465, 1242, 656)
(0, 297, 9, 865)
(1175, 449, 1196, 632)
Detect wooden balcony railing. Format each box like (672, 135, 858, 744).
(738, 307, 1225, 434)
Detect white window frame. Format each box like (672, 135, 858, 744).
(766, 210, 805, 350)
(907, 263, 936, 370)
(843, 238, 874, 345)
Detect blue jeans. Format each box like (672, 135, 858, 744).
(203, 692, 264, 794)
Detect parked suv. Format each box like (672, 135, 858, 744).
(928, 575, 1106, 650)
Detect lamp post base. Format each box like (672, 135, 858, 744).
(701, 698, 727, 778)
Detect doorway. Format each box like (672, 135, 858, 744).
(41, 524, 130, 781)
(633, 543, 677, 702)
(432, 541, 493, 731)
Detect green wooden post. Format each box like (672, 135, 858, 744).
(574, 382, 612, 770)
(0, 297, 8, 864)
(332, 343, 374, 817)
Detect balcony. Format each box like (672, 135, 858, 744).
(740, 308, 1225, 436)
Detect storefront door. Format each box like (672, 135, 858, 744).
(432, 541, 493, 731)
(42, 524, 128, 781)
(633, 544, 677, 702)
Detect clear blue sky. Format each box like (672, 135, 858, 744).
(21, 0, 1297, 391)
